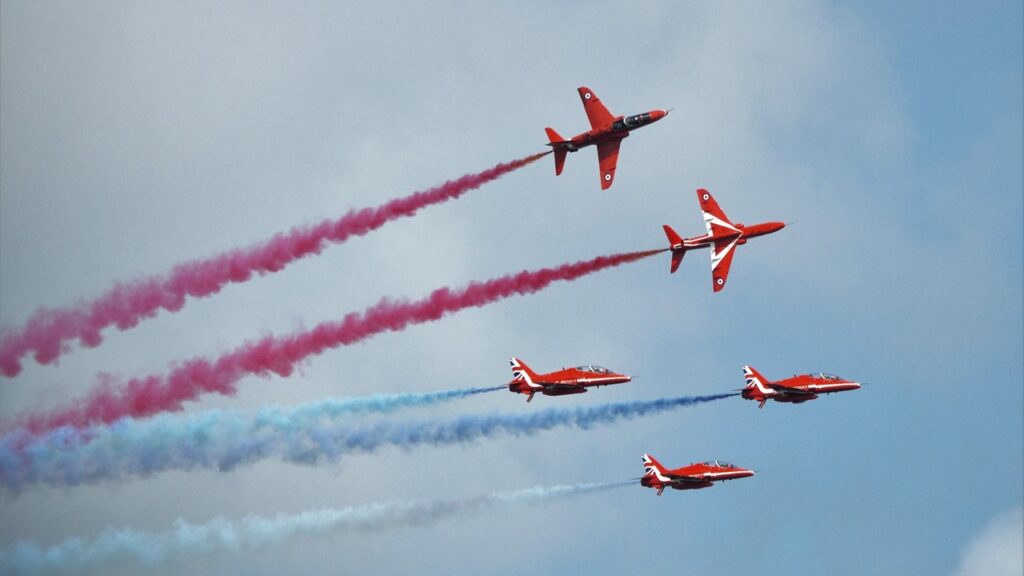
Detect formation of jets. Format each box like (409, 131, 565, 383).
(520, 86, 861, 495)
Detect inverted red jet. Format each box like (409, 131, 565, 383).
(740, 365, 861, 409)
(544, 86, 669, 190)
(507, 357, 632, 402)
(640, 454, 755, 496)
(663, 189, 785, 292)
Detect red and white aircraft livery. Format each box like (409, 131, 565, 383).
(545, 86, 668, 190)
(507, 357, 632, 403)
(640, 454, 755, 496)
(663, 189, 785, 292)
(741, 365, 862, 409)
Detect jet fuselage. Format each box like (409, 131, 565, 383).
(668, 220, 786, 254)
(641, 454, 755, 495)
(741, 365, 861, 408)
(559, 109, 668, 152)
(545, 87, 669, 189)
(507, 358, 632, 402)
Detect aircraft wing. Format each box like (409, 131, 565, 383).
(710, 237, 740, 292)
(698, 189, 739, 237)
(596, 137, 623, 190)
(577, 86, 615, 129)
(539, 381, 586, 392)
(539, 383, 588, 397)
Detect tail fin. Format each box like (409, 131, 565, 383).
(663, 225, 684, 247)
(509, 357, 539, 386)
(742, 365, 772, 395)
(642, 454, 669, 496)
(545, 127, 565, 144)
(663, 225, 685, 273)
(642, 454, 669, 478)
(545, 128, 568, 175)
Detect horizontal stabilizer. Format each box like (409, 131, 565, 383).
(663, 225, 685, 273)
(553, 149, 567, 176)
(670, 251, 684, 274)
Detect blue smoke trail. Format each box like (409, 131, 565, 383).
(1, 393, 735, 491)
(0, 481, 629, 574)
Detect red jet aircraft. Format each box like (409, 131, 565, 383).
(663, 189, 785, 292)
(545, 86, 668, 190)
(640, 454, 755, 496)
(740, 365, 862, 409)
(507, 357, 632, 402)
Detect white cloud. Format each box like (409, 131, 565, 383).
(953, 506, 1023, 576)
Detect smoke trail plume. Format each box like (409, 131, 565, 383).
(0, 393, 732, 490)
(0, 152, 549, 377)
(0, 481, 626, 574)
(10, 248, 663, 434)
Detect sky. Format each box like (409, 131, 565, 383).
(0, 1, 1021, 574)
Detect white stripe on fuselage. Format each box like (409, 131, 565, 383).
(699, 471, 744, 479)
(803, 382, 857, 392)
(576, 376, 625, 384)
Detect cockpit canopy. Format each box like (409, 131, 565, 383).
(573, 365, 611, 374)
(611, 113, 651, 131)
(702, 460, 735, 468)
(817, 372, 841, 380)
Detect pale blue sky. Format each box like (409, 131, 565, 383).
(1, 1, 1020, 574)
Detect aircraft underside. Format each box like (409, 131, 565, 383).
(542, 387, 587, 396)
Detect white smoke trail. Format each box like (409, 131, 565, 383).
(0, 482, 628, 574)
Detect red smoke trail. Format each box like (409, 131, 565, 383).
(11, 249, 663, 433)
(0, 152, 549, 378)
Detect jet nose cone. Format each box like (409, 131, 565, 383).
(651, 109, 668, 121)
